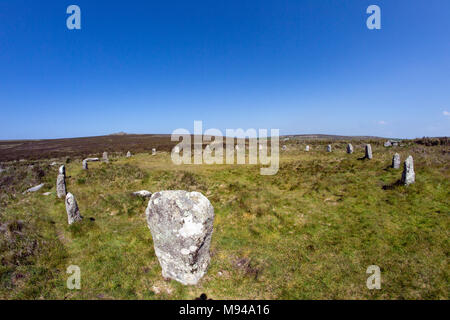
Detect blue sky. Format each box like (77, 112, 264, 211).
(0, 0, 449, 139)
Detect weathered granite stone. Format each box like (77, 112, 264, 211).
(58, 165, 65, 176)
(127, 151, 132, 158)
(82, 158, 99, 170)
(384, 141, 392, 147)
(145, 190, 214, 285)
(327, 145, 332, 152)
(56, 173, 66, 198)
(132, 190, 152, 198)
(174, 146, 180, 153)
(65, 193, 83, 225)
(392, 153, 400, 169)
(152, 149, 156, 156)
(305, 145, 310, 152)
(401, 155, 415, 185)
(347, 143, 354, 154)
(282, 145, 287, 151)
(103, 152, 109, 163)
(365, 144, 373, 159)
(23, 183, 45, 194)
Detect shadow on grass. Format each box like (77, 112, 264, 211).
(382, 179, 403, 190)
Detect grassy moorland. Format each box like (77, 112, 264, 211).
(0, 139, 449, 299)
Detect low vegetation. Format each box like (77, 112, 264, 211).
(0, 140, 449, 299)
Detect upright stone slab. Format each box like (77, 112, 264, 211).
(56, 165, 66, 198)
(327, 145, 332, 152)
(126, 151, 132, 158)
(365, 144, 373, 159)
(146, 190, 214, 285)
(392, 153, 400, 169)
(347, 143, 354, 154)
(305, 145, 310, 152)
(401, 155, 415, 185)
(65, 193, 82, 225)
(82, 158, 99, 170)
(282, 145, 287, 151)
(152, 149, 156, 156)
(103, 152, 109, 163)
(384, 141, 392, 147)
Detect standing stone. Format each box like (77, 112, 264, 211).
(401, 156, 415, 185)
(305, 145, 310, 152)
(327, 145, 332, 152)
(392, 153, 401, 169)
(56, 165, 66, 198)
(103, 152, 109, 163)
(126, 151, 132, 158)
(59, 165, 65, 176)
(145, 190, 214, 285)
(152, 149, 156, 156)
(347, 143, 354, 154)
(82, 158, 99, 170)
(282, 145, 287, 151)
(384, 141, 392, 147)
(174, 146, 180, 153)
(365, 144, 373, 159)
(65, 193, 83, 225)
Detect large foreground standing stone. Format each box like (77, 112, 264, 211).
(347, 143, 354, 154)
(65, 193, 83, 225)
(401, 155, 415, 185)
(392, 153, 400, 169)
(145, 190, 214, 285)
(365, 144, 373, 159)
(56, 165, 67, 198)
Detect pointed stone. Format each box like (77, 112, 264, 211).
(58, 165, 65, 176)
(401, 155, 415, 185)
(327, 145, 332, 152)
(126, 151, 132, 158)
(146, 190, 214, 285)
(152, 149, 156, 156)
(65, 193, 83, 225)
(365, 144, 373, 159)
(103, 152, 109, 163)
(305, 145, 310, 152)
(392, 153, 401, 169)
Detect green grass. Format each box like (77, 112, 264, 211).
(0, 143, 449, 299)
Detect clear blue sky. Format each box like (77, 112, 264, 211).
(1, 0, 449, 139)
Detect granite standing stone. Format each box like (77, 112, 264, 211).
(103, 152, 109, 163)
(392, 153, 401, 169)
(347, 143, 354, 154)
(56, 165, 67, 199)
(65, 193, 83, 224)
(401, 155, 415, 185)
(365, 144, 373, 159)
(305, 145, 310, 152)
(327, 145, 332, 152)
(145, 190, 214, 285)
(152, 149, 156, 156)
(126, 151, 132, 158)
